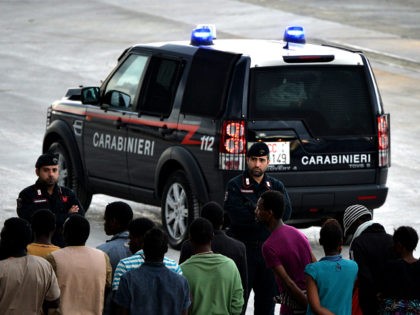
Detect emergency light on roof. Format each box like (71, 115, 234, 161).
(283, 26, 306, 45)
(190, 24, 216, 46)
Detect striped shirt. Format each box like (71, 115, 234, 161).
(112, 249, 182, 291)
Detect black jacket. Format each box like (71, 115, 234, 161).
(224, 170, 292, 243)
(350, 223, 394, 315)
(17, 179, 84, 247)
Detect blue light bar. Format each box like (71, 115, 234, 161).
(283, 26, 306, 44)
(190, 25, 215, 46)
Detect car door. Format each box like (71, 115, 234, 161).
(127, 55, 184, 191)
(83, 53, 149, 187)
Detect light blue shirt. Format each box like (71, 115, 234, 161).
(305, 255, 358, 315)
(97, 231, 131, 272)
(112, 249, 182, 291)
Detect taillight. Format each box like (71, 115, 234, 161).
(219, 120, 246, 170)
(377, 114, 390, 167)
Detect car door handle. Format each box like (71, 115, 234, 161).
(114, 118, 126, 129)
(159, 125, 175, 136)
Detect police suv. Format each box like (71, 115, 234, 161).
(43, 25, 390, 247)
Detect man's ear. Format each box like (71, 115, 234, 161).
(109, 217, 119, 227)
(35, 168, 40, 176)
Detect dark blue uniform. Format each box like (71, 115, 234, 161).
(17, 180, 84, 247)
(224, 170, 292, 315)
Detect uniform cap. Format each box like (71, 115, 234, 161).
(247, 142, 269, 157)
(35, 153, 59, 168)
(343, 204, 372, 237)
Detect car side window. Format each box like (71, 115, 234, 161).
(104, 54, 149, 110)
(138, 57, 183, 118)
(181, 48, 240, 118)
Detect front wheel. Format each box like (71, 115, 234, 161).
(161, 170, 199, 249)
(48, 141, 92, 211)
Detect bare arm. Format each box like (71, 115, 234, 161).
(272, 264, 307, 307)
(306, 275, 334, 315)
(311, 251, 318, 263)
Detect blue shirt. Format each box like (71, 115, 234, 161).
(114, 262, 190, 315)
(305, 255, 358, 315)
(112, 249, 182, 291)
(97, 231, 131, 272)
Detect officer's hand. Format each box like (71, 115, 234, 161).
(69, 205, 80, 214)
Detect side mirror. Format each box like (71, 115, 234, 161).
(81, 87, 100, 105)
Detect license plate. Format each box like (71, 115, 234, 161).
(266, 142, 290, 165)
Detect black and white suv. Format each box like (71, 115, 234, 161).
(43, 25, 390, 247)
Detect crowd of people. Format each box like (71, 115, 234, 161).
(0, 145, 419, 315)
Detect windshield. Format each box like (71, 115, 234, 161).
(249, 66, 375, 137)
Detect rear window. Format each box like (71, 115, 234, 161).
(249, 66, 375, 137)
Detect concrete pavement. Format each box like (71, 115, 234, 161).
(102, 0, 420, 69)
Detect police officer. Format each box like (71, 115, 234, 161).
(224, 142, 292, 315)
(17, 152, 84, 247)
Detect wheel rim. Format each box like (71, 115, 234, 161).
(55, 148, 68, 187)
(164, 182, 189, 241)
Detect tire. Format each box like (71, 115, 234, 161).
(48, 141, 92, 210)
(161, 170, 199, 249)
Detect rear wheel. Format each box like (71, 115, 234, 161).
(161, 170, 199, 249)
(48, 141, 92, 210)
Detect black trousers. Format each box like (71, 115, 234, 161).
(244, 242, 277, 315)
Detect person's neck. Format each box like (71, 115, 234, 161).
(38, 180, 55, 195)
(268, 218, 284, 232)
(112, 229, 127, 236)
(325, 249, 341, 256)
(401, 250, 418, 263)
(8, 249, 27, 258)
(144, 258, 164, 264)
(251, 174, 264, 184)
(192, 244, 212, 255)
(33, 234, 53, 245)
(66, 243, 86, 247)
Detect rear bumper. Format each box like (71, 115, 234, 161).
(287, 184, 388, 221)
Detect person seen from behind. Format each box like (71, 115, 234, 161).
(111, 217, 182, 313)
(112, 217, 182, 292)
(97, 201, 133, 273)
(305, 219, 358, 315)
(179, 201, 248, 314)
(180, 217, 244, 315)
(27, 208, 60, 257)
(114, 227, 191, 315)
(46, 214, 112, 315)
(0, 217, 60, 314)
(379, 226, 420, 314)
(255, 190, 316, 315)
(343, 204, 394, 315)
(97, 201, 133, 315)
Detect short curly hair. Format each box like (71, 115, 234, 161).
(319, 218, 343, 252)
(260, 190, 284, 220)
(393, 226, 418, 252)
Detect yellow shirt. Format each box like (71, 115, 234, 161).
(27, 243, 60, 258)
